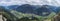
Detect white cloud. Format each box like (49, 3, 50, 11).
(0, 0, 60, 6)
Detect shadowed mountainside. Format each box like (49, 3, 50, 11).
(5, 4, 58, 16)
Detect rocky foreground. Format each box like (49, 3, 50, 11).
(0, 15, 3, 21)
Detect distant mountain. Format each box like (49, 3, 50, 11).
(34, 5, 52, 16)
(15, 4, 56, 16)
(1, 4, 58, 16)
(0, 6, 5, 12)
(56, 7, 60, 13)
(7, 5, 19, 10)
(16, 4, 36, 13)
(46, 5, 58, 13)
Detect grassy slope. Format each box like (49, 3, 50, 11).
(3, 9, 56, 21)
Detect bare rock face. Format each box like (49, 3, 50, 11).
(52, 13, 60, 21)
